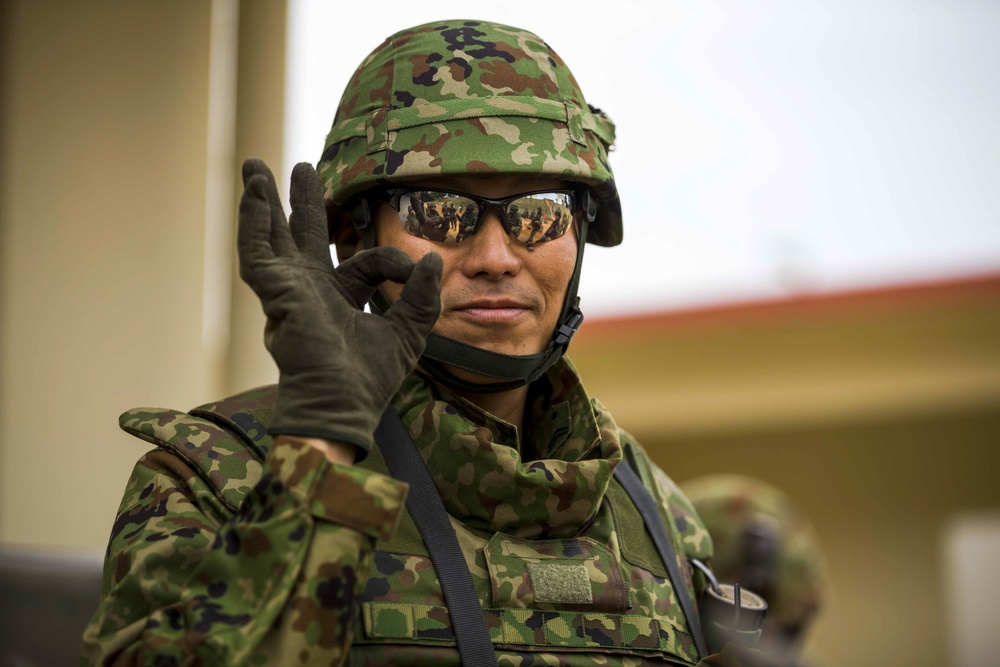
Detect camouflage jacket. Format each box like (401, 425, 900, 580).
(81, 359, 716, 666)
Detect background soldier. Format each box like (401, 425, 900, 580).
(543, 208, 565, 242)
(509, 202, 523, 238)
(444, 201, 459, 235)
(459, 203, 478, 238)
(526, 207, 544, 244)
(681, 474, 828, 667)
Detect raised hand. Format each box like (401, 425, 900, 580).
(238, 158, 441, 458)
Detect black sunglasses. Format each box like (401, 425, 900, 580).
(366, 187, 592, 245)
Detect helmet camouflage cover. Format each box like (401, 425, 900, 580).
(680, 474, 827, 631)
(317, 19, 622, 248)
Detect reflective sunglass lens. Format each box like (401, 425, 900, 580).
(396, 190, 574, 244)
(399, 191, 479, 242)
(507, 192, 573, 244)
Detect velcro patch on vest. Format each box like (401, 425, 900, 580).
(526, 562, 593, 604)
(484, 533, 628, 612)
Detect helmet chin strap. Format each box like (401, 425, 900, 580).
(361, 210, 590, 393)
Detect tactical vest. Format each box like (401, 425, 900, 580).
(120, 385, 704, 666)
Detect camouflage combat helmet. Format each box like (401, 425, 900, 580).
(680, 475, 827, 636)
(317, 19, 622, 392)
(318, 19, 621, 249)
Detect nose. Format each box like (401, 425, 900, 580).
(459, 208, 521, 280)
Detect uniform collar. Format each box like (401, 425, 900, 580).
(393, 358, 623, 539)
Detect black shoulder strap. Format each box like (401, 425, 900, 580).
(374, 408, 498, 667)
(613, 460, 709, 661)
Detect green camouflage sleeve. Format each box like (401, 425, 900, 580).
(81, 440, 407, 666)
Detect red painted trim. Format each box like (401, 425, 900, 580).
(575, 271, 1000, 342)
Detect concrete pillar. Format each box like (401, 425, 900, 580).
(0, 0, 285, 552)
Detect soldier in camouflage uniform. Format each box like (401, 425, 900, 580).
(681, 475, 828, 667)
(82, 19, 770, 666)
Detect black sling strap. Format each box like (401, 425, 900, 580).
(375, 408, 499, 667)
(614, 461, 709, 661)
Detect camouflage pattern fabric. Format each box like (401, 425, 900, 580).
(317, 19, 623, 250)
(679, 475, 826, 636)
(81, 359, 728, 665)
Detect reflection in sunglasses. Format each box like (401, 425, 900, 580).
(398, 190, 573, 244)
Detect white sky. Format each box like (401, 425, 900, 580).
(284, 0, 1000, 318)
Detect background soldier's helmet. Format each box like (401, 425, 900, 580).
(680, 474, 827, 649)
(317, 19, 622, 254)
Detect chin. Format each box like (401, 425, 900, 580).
(477, 341, 538, 356)
(437, 326, 546, 357)
(430, 363, 523, 391)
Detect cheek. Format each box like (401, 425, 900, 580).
(534, 236, 579, 313)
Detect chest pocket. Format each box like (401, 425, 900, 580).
(484, 533, 629, 613)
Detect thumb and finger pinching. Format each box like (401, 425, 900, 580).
(389, 252, 443, 332)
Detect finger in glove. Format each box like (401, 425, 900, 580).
(241, 157, 296, 257)
(336, 246, 421, 310)
(288, 161, 334, 265)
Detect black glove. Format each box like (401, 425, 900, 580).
(238, 158, 441, 458)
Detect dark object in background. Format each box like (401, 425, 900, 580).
(681, 474, 827, 667)
(0, 547, 103, 667)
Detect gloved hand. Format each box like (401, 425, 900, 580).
(238, 158, 442, 459)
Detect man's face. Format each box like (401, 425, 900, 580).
(375, 174, 579, 364)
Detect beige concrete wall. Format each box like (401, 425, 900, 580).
(661, 409, 1000, 667)
(0, 0, 283, 553)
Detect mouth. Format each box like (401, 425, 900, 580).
(451, 298, 533, 324)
